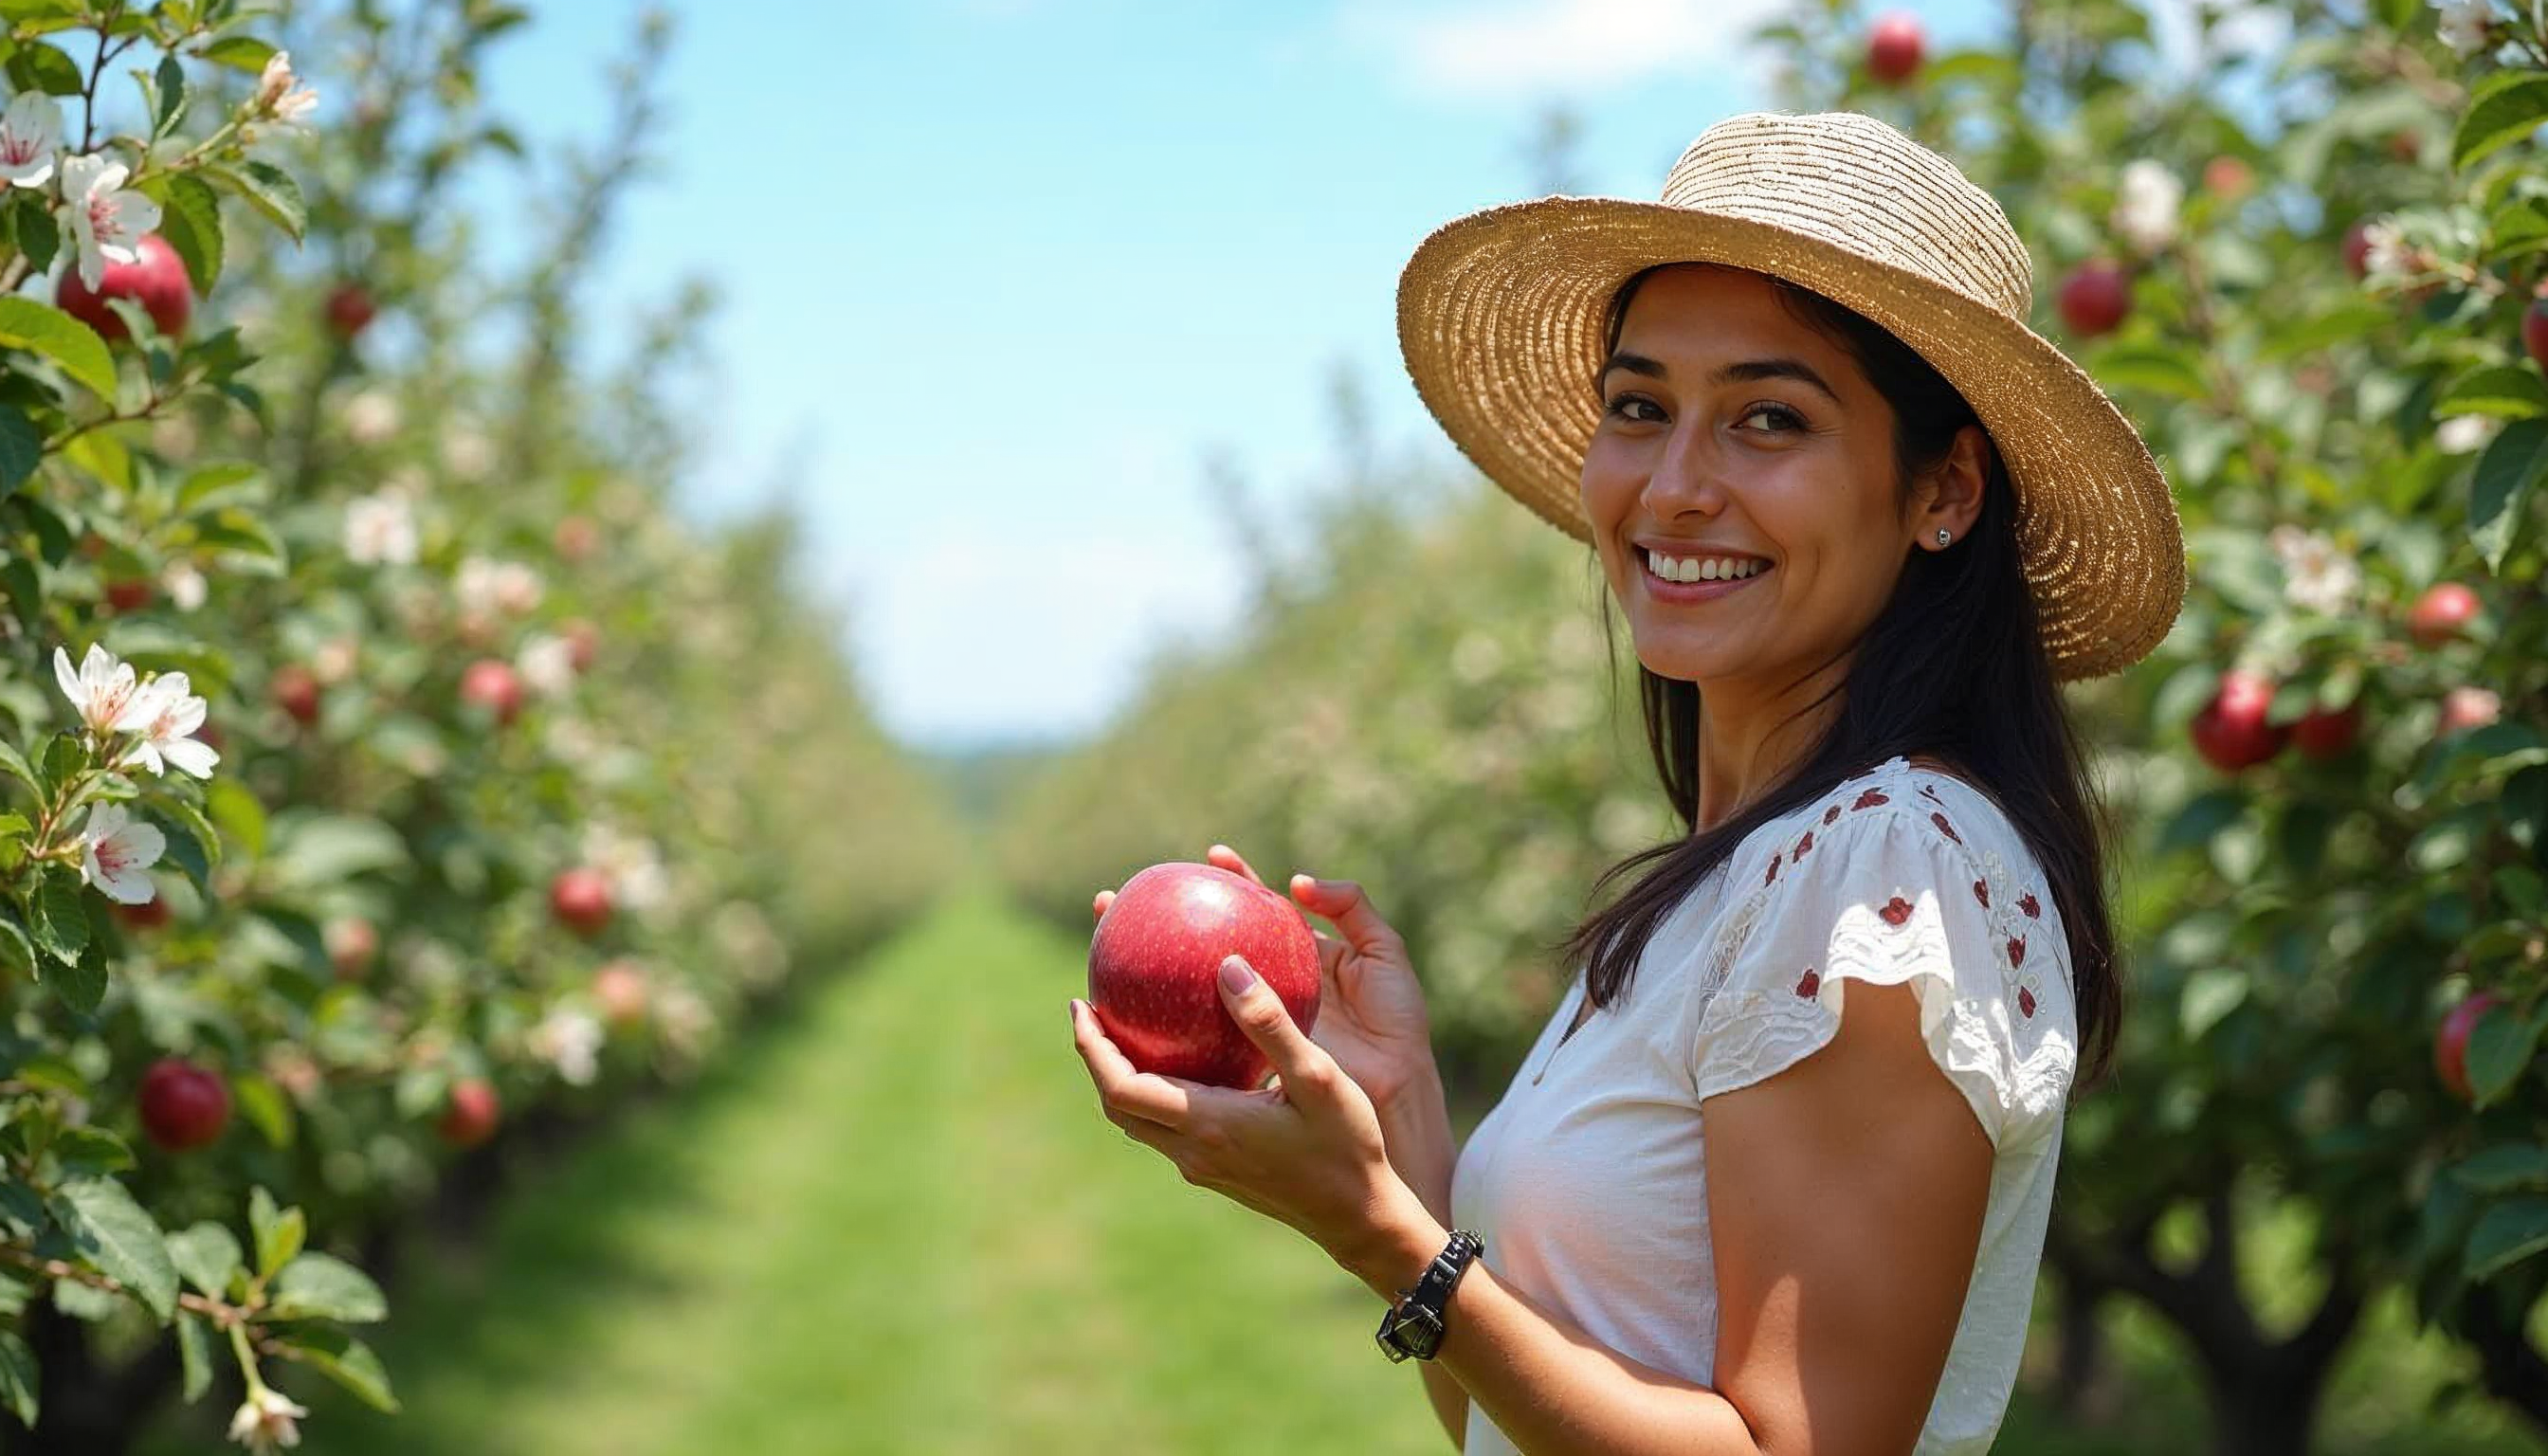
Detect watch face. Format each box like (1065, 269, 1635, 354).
(1396, 1307, 1445, 1357)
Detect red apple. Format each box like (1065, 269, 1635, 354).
(271, 664, 320, 727)
(2058, 262, 2132, 337)
(138, 1057, 229, 1151)
(2290, 701, 2362, 760)
(2436, 992, 2504, 1101)
(550, 866, 613, 937)
(438, 1077, 500, 1147)
(1866, 11, 1924, 84)
(324, 916, 378, 980)
(324, 282, 376, 339)
(2524, 299, 2548, 376)
(554, 515, 600, 563)
(56, 233, 192, 342)
(2190, 668, 2286, 772)
(2409, 581, 2480, 647)
(1086, 862, 1321, 1089)
(592, 960, 648, 1028)
(2342, 220, 2374, 281)
(2438, 686, 2502, 737)
(2201, 155, 2252, 199)
(114, 895, 172, 931)
(2388, 130, 2422, 163)
(104, 578, 152, 612)
(460, 659, 523, 725)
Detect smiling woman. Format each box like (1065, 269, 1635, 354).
(1070, 108, 2186, 1456)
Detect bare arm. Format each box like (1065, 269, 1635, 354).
(1375, 1069, 1467, 1449)
(1339, 980, 1992, 1456)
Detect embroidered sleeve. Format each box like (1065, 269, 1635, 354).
(1686, 798, 2077, 1152)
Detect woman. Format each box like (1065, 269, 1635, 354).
(1069, 110, 2184, 1455)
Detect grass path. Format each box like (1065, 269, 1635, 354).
(213, 885, 1445, 1456)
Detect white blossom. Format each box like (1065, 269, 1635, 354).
(518, 632, 576, 698)
(226, 1386, 307, 1453)
(581, 822, 668, 912)
(253, 51, 318, 130)
(162, 561, 207, 611)
(2111, 160, 2183, 257)
(79, 803, 164, 904)
(58, 153, 158, 290)
(341, 390, 401, 445)
(2360, 217, 2412, 277)
(456, 555, 541, 616)
(342, 489, 417, 565)
(531, 1008, 604, 1085)
(2437, 413, 2499, 453)
(2266, 524, 2362, 617)
(119, 672, 218, 779)
(53, 644, 154, 736)
(2437, 0, 2495, 56)
(442, 428, 495, 479)
(0, 92, 61, 190)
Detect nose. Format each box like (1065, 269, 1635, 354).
(1640, 418, 1730, 521)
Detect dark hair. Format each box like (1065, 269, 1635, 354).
(1555, 264, 2124, 1094)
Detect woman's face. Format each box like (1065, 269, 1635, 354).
(1580, 264, 1950, 690)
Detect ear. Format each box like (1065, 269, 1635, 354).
(1910, 424, 1991, 546)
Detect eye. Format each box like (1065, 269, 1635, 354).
(1602, 393, 1665, 424)
(1738, 403, 1808, 434)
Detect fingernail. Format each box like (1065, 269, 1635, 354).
(1220, 956, 1256, 993)
(1067, 998, 1081, 1025)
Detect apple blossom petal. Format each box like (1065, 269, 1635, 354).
(162, 737, 218, 779)
(53, 646, 80, 703)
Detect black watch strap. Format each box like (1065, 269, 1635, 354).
(1374, 1229, 1484, 1363)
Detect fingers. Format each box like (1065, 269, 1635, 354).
(1070, 999, 1197, 1130)
(1215, 956, 1334, 1100)
(1091, 888, 1115, 923)
(1287, 874, 1405, 959)
(1208, 843, 1266, 889)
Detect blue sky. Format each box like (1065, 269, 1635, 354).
(463, 0, 2255, 750)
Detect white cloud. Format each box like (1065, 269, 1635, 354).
(1342, 0, 1790, 98)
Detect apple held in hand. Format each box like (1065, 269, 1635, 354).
(1088, 862, 1320, 1089)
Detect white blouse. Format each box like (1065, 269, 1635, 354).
(1447, 755, 2079, 1455)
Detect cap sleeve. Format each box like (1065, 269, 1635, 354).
(1687, 799, 2077, 1152)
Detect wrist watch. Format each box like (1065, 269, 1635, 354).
(1375, 1229, 1484, 1362)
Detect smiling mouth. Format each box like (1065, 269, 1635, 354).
(1637, 547, 1774, 593)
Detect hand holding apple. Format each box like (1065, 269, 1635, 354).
(1086, 860, 1320, 1088)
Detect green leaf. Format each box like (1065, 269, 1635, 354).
(2466, 1195, 2548, 1280)
(203, 161, 303, 244)
(11, 193, 56, 277)
(33, 864, 87, 967)
(206, 778, 264, 861)
(230, 1071, 291, 1149)
(175, 461, 263, 515)
(151, 52, 185, 140)
(248, 1185, 303, 1282)
(0, 298, 117, 401)
(0, 406, 39, 498)
(2086, 341, 2211, 401)
(190, 506, 285, 574)
(0, 919, 33, 985)
(2473, 416, 2548, 572)
(288, 1329, 398, 1413)
(2469, 1006, 2544, 1108)
(174, 1311, 210, 1401)
(151, 173, 222, 296)
(55, 1175, 175, 1320)
(165, 1221, 243, 1299)
(0, 739, 37, 795)
(0, 1329, 34, 1429)
(271, 1252, 386, 1322)
(3, 42, 80, 96)
(2440, 365, 2548, 420)
(267, 814, 407, 886)
(52, 1125, 131, 1175)
(2456, 70, 2548, 171)
(197, 36, 276, 74)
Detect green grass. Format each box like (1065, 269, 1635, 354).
(140, 887, 2545, 1455)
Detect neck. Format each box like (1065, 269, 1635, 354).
(1688, 652, 1853, 834)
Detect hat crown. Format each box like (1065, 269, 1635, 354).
(1659, 111, 2034, 319)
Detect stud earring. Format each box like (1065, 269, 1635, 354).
(1936, 529, 1952, 547)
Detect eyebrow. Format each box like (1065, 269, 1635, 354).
(1595, 352, 1844, 407)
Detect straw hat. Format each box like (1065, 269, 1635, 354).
(1395, 109, 2185, 682)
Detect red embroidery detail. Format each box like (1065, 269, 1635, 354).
(2018, 987, 2037, 1018)
(1792, 829, 1814, 863)
(1973, 879, 1991, 908)
(1795, 968, 1820, 999)
(1823, 804, 1842, 826)
(2008, 936, 2028, 967)
(1931, 811, 1962, 845)
(1851, 788, 1889, 810)
(1919, 783, 1943, 804)
(1880, 895, 1914, 926)
(1765, 855, 1779, 886)
(2019, 892, 2041, 919)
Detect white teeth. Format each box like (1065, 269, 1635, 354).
(1647, 550, 1764, 584)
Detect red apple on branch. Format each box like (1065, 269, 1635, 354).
(2190, 668, 2287, 772)
(438, 1078, 500, 1147)
(550, 866, 614, 937)
(2525, 299, 2548, 376)
(1087, 862, 1321, 1089)
(2435, 992, 2504, 1102)
(138, 1058, 229, 1151)
(325, 916, 378, 980)
(2409, 581, 2480, 646)
(592, 960, 649, 1028)
(56, 232, 192, 341)
(104, 578, 152, 612)
(324, 282, 377, 339)
(114, 895, 173, 931)
(1866, 11, 1924, 84)
(272, 664, 321, 728)
(2291, 701, 2362, 760)
(2058, 262, 2131, 337)
(460, 659, 524, 725)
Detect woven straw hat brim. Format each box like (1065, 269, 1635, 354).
(1396, 195, 2187, 682)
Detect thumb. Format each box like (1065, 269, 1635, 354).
(1218, 955, 1324, 1090)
